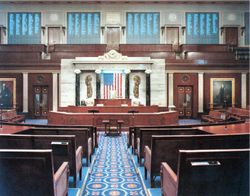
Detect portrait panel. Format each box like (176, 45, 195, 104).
(0, 78, 16, 109)
(210, 78, 235, 108)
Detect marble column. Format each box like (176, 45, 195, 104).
(241, 73, 247, 108)
(168, 73, 174, 106)
(145, 69, 152, 106)
(74, 69, 81, 106)
(95, 70, 101, 99)
(125, 71, 130, 99)
(198, 72, 204, 113)
(22, 72, 28, 113)
(52, 73, 58, 111)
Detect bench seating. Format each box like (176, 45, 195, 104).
(2, 122, 98, 150)
(201, 110, 225, 123)
(161, 149, 249, 196)
(227, 107, 250, 120)
(144, 133, 250, 187)
(0, 109, 25, 123)
(18, 127, 92, 166)
(136, 128, 207, 165)
(0, 134, 82, 187)
(129, 125, 196, 154)
(0, 149, 69, 196)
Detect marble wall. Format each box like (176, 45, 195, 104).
(60, 51, 167, 106)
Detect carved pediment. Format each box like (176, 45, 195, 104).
(98, 50, 128, 61)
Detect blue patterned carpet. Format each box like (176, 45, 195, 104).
(83, 134, 146, 195)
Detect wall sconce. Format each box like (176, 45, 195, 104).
(0, 25, 7, 35)
(240, 26, 245, 36)
(220, 27, 225, 36)
(161, 26, 165, 35)
(74, 69, 81, 74)
(121, 26, 126, 35)
(61, 26, 66, 35)
(145, 69, 152, 74)
(100, 26, 105, 35)
(124, 69, 131, 74)
(41, 26, 46, 35)
(95, 69, 101, 74)
(181, 26, 186, 35)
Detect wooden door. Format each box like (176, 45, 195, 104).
(33, 86, 49, 118)
(106, 27, 120, 51)
(48, 27, 61, 45)
(166, 27, 179, 45)
(224, 27, 238, 46)
(177, 86, 193, 118)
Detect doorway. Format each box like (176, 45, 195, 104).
(224, 27, 238, 46)
(177, 86, 193, 118)
(106, 27, 120, 51)
(166, 27, 179, 45)
(33, 86, 49, 118)
(48, 27, 61, 45)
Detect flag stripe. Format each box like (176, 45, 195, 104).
(120, 73, 122, 97)
(103, 72, 123, 99)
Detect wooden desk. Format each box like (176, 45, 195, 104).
(102, 119, 124, 136)
(95, 99, 131, 106)
(102, 120, 110, 135)
(48, 111, 178, 131)
(198, 122, 250, 134)
(0, 125, 30, 134)
(59, 105, 159, 113)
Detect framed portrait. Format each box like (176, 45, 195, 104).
(210, 78, 235, 108)
(0, 78, 16, 109)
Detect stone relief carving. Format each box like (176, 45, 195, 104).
(98, 50, 128, 61)
(133, 75, 141, 98)
(85, 75, 93, 98)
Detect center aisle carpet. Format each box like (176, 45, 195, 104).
(83, 133, 146, 195)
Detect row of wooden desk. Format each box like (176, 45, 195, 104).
(198, 122, 250, 134)
(0, 121, 249, 135)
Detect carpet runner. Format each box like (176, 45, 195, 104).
(83, 134, 146, 195)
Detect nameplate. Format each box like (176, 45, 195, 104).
(51, 141, 69, 145)
(191, 160, 221, 166)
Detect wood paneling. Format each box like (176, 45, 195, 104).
(58, 105, 159, 113)
(119, 44, 173, 52)
(49, 44, 107, 62)
(0, 73, 23, 112)
(0, 45, 46, 63)
(0, 44, 248, 69)
(204, 73, 242, 112)
(48, 110, 179, 130)
(0, 44, 46, 52)
(173, 73, 198, 118)
(119, 44, 175, 59)
(184, 52, 235, 60)
(180, 44, 230, 52)
(49, 44, 107, 52)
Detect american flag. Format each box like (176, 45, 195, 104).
(103, 73, 123, 99)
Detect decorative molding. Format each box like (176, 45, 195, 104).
(181, 74, 190, 83)
(98, 50, 128, 61)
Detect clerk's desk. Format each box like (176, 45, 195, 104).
(49, 105, 178, 131)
